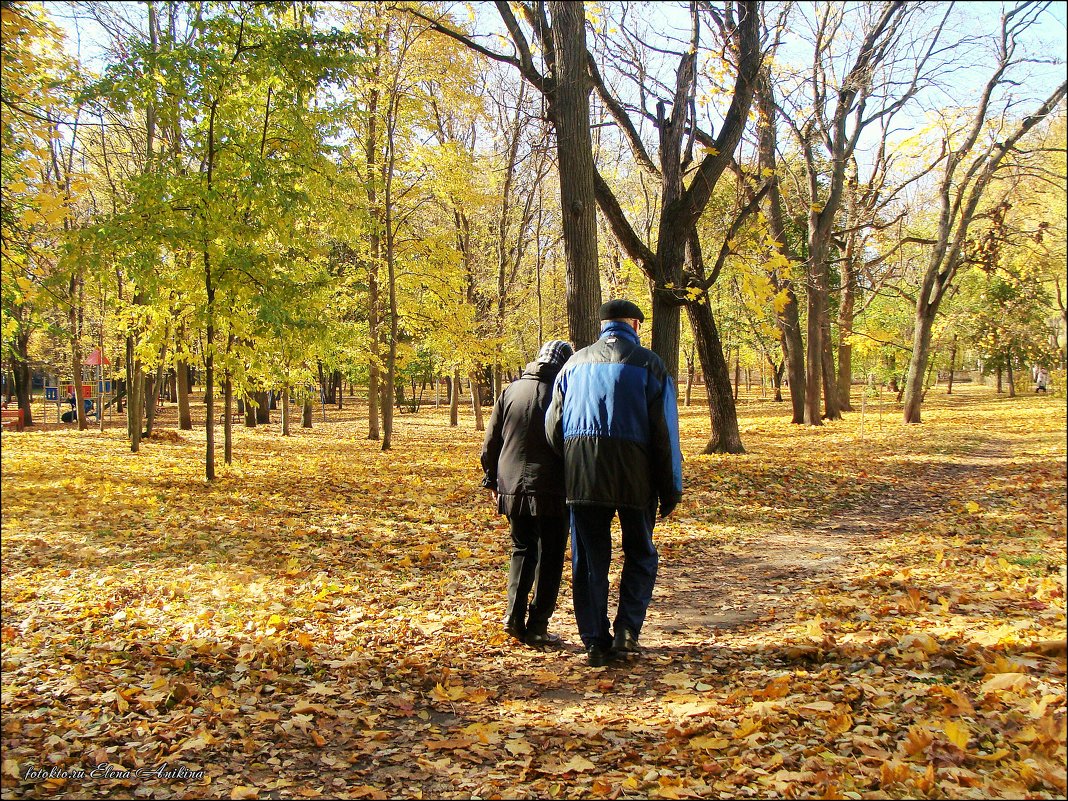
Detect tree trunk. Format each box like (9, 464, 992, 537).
(381, 168, 400, 450)
(819, 296, 840, 420)
(493, 364, 503, 404)
(331, 370, 342, 409)
(684, 348, 694, 407)
(771, 356, 785, 403)
(72, 342, 86, 432)
(1006, 350, 1015, 398)
(836, 322, 854, 412)
(255, 391, 270, 424)
(469, 371, 484, 432)
(203, 252, 215, 480)
(97, 316, 106, 433)
(202, 91, 218, 479)
(836, 167, 861, 413)
(222, 377, 233, 465)
(770, 281, 801, 419)
(548, 0, 601, 349)
(733, 347, 741, 402)
(947, 336, 957, 394)
(12, 331, 33, 426)
(687, 302, 744, 453)
(126, 336, 143, 450)
(902, 305, 937, 423)
(921, 353, 937, 402)
(144, 342, 167, 437)
(143, 372, 155, 436)
(282, 386, 291, 436)
(755, 67, 805, 424)
(176, 354, 191, 430)
(365, 42, 382, 442)
(802, 198, 827, 423)
(302, 397, 313, 428)
(449, 369, 460, 427)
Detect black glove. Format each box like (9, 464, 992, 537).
(659, 494, 680, 519)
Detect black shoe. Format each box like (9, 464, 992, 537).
(526, 630, 562, 647)
(587, 643, 612, 667)
(612, 627, 640, 655)
(504, 616, 526, 641)
(524, 621, 560, 647)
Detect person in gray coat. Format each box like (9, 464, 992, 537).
(481, 339, 575, 646)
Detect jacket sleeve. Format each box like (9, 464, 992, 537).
(544, 369, 567, 456)
(480, 392, 507, 489)
(648, 372, 683, 503)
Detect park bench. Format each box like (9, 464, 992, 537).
(1, 407, 25, 432)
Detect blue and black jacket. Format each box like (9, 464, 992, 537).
(544, 321, 683, 510)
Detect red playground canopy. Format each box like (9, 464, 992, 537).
(85, 348, 110, 366)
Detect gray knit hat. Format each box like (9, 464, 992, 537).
(536, 339, 574, 367)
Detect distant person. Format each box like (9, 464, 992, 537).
(61, 397, 94, 423)
(481, 339, 575, 647)
(545, 299, 683, 667)
(1035, 366, 1049, 393)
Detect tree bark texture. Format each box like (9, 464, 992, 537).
(687, 301, 744, 454)
(255, 391, 270, 424)
(947, 336, 957, 394)
(469, 371, 484, 432)
(365, 40, 382, 442)
(176, 354, 192, 430)
(755, 66, 805, 423)
(223, 375, 233, 465)
(12, 332, 32, 426)
(449, 370, 459, 427)
(902, 306, 935, 423)
(548, 1, 601, 349)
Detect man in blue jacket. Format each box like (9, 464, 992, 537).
(545, 300, 683, 667)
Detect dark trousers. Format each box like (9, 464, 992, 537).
(570, 504, 658, 649)
(505, 514, 568, 631)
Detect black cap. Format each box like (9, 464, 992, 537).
(599, 299, 645, 322)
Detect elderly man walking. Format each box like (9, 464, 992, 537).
(482, 339, 575, 646)
(545, 300, 683, 667)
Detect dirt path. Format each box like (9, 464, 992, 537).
(641, 436, 1012, 650)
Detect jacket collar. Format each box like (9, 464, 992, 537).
(523, 360, 562, 381)
(600, 320, 641, 345)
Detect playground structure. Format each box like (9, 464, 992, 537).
(44, 348, 123, 424)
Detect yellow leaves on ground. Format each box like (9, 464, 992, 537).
(539, 754, 597, 774)
(689, 734, 730, 750)
(944, 719, 971, 750)
(0, 386, 1064, 799)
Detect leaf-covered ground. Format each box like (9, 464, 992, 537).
(1, 385, 1065, 800)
